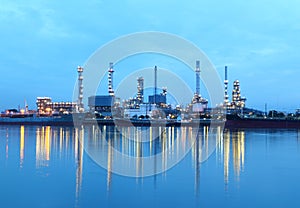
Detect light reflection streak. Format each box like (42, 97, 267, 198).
(0, 123, 255, 208)
(9, 124, 247, 203)
(85, 125, 196, 178)
(221, 129, 245, 187)
(45, 126, 51, 161)
(223, 130, 230, 185)
(194, 129, 201, 196)
(6, 128, 9, 159)
(36, 126, 52, 168)
(75, 127, 84, 203)
(107, 138, 112, 192)
(191, 126, 221, 195)
(20, 125, 25, 168)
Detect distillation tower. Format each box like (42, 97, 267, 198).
(77, 66, 84, 113)
(223, 66, 246, 109)
(232, 80, 246, 109)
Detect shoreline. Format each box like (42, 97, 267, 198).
(2, 116, 300, 129)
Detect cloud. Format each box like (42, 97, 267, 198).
(38, 10, 71, 39)
(250, 48, 278, 56)
(0, 1, 71, 39)
(0, 2, 26, 19)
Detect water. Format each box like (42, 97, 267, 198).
(1, 125, 300, 208)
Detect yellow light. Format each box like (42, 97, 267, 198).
(20, 125, 25, 168)
(45, 108, 52, 113)
(45, 126, 51, 161)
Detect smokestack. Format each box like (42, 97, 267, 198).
(195, 60, 200, 95)
(154, 66, 157, 104)
(137, 77, 144, 103)
(108, 62, 114, 96)
(224, 66, 229, 106)
(77, 66, 84, 112)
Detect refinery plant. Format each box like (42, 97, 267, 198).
(1, 58, 241, 120)
(82, 61, 248, 121)
(84, 61, 216, 120)
(0, 60, 270, 119)
(2, 60, 300, 128)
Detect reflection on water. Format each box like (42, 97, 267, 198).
(80, 125, 247, 195)
(36, 126, 51, 168)
(5, 125, 246, 188)
(232, 131, 245, 180)
(219, 130, 245, 185)
(5, 128, 9, 159)
(83, 125, 221, 177)
(20, 125, 25, 168)
(15, 125, 83, 201)
(74, 128, 84, 202)
(191, 127, 245, 193)
(1, 124, 255, 207)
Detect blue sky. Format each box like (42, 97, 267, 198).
(1, 0, 300, 112)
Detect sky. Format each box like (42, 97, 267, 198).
(0, 0, 300, 112)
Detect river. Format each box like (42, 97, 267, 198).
(1, 125, 300, 208)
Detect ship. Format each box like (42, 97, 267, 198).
(0, 113, 75, 126)
(225, 113, 300, 129)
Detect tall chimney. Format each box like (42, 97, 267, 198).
(195, 60, 200, 95)
(224, 66, 229, 106)
(108, 62, 114, 96)
(154, 65, 157, 104)
(77, 66, 84, 112)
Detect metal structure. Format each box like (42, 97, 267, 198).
(137, 77, 144, 103)
(189, 60, 208, 114)
(77, 66, 84, 112)
(154, 65, 157, 104)
(195, 60, 200, 95)
(231, 80, 246, 109)
(224, 66, 229, 107)
(108, 62, 115, 96)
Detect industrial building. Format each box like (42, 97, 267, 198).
(36, 97, 77, 116)
(148, 91, 167, 106)
(88, 95, 115, 116)
(36, 97, 52, 116)
(87, 63, 120, 117)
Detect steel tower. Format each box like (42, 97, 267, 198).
(195, 60, 200, 95)
(108, 62, 114, 96)
(77, 66, 84, 112)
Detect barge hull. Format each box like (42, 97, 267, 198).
(225, 118, 300, 129)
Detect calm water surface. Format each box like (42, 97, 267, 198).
(1, 125, 300, 208)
